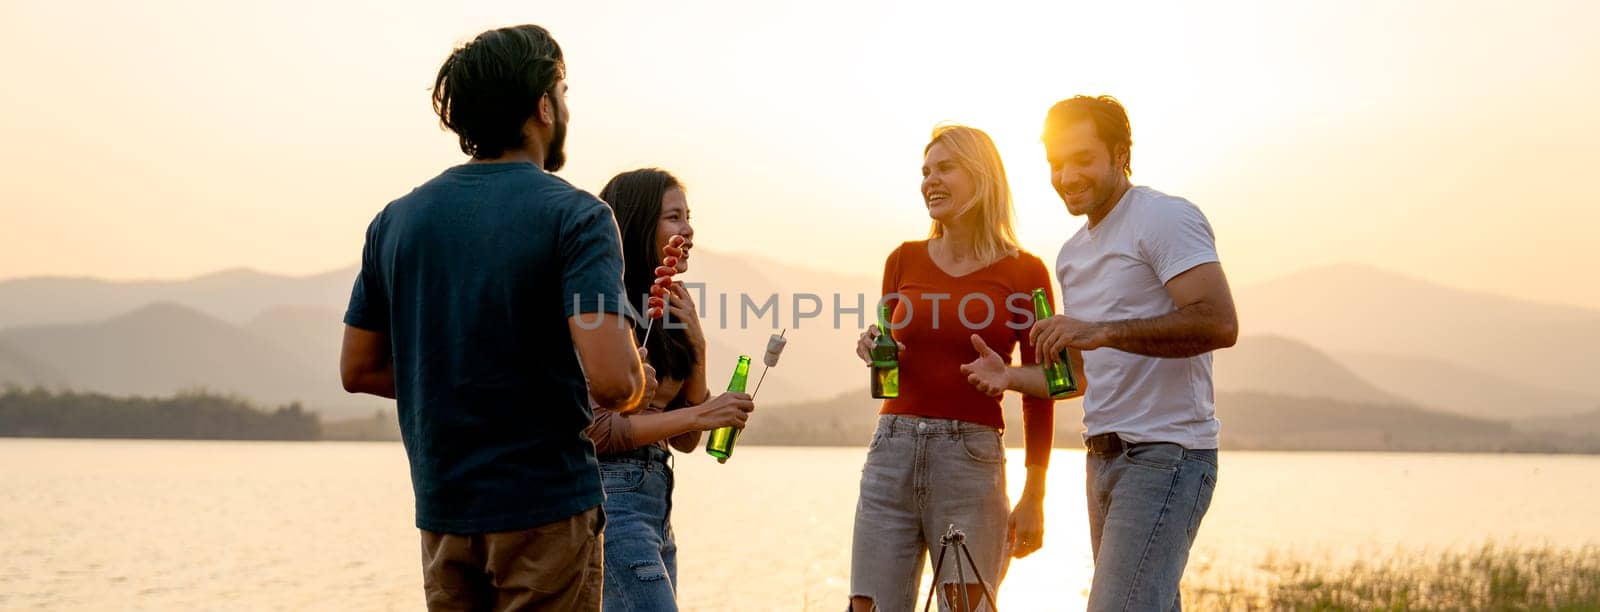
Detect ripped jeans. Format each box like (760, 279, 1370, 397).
(599, 445, 678, 612)
(849, 415, 1010, 611)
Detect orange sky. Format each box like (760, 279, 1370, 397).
(2, 0, 1597, 308)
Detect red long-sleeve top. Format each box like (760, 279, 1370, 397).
(879, 241, 1056, 467)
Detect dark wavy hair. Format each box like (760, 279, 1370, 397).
(431, 25, 565, 159)
(1043, 95, 1134, 177)
(599, 169, 699, 383)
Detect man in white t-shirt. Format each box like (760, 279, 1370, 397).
(960, 95, 1237, 611)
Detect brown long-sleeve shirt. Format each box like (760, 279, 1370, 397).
(586, 377, 699, 455)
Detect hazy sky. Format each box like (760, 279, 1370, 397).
(2, 0, 1597, 307)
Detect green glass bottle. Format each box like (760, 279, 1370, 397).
(870, 303, 900, 399)
(705, 355, 751, 464)
(1032, 288, 1079, 398)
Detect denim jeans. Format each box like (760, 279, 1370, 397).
(850, 415, 1011, 612)
(599, 446, 678, 612)
(1086, 440, 1218, 612)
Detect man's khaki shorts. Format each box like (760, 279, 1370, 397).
(420, 507, 604, 611)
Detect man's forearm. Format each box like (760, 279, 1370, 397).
(1097, 302, 1237, 358)
(350, 367, 397, 399)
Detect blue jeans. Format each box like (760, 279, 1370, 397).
(599, 446, 678, 612)
(1086, 440, 1218, 612)
(850, 415, 1010, 612)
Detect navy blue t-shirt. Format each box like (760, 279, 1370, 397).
(344, 162, 630, 534)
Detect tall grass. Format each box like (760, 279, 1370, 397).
(1184, 544, 1600, 611)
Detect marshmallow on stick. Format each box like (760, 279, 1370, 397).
(752, 329, 786, 397)
(764, 333, 787, 366)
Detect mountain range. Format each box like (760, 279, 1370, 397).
(1235, 262, 1600, 398)
(2, 252, 1597, 446)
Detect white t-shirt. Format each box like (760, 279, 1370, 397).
(1055, 185, 1222, 449)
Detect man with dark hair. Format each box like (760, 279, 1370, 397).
(340, 24, 647, 611)
(961, 95, 1238, 610)
(1038, 95, 1237, 610)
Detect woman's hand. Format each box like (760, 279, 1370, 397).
(1008, 497, 1045, 558)
(855, 326, 906, 365)
(960, 334, 1009, 397)
(692, 392, 755, 430)
(666, 282, 705, 356)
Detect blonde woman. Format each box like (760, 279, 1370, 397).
(848, 125, 1058, 612)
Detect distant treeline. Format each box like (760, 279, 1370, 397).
(0, 386, 320, 441)
(738, 390, 1600, 454)
(7, 384, 1599, 454)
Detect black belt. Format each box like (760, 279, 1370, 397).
(1085, 432, 1125, 455)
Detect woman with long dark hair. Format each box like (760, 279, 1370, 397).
(586, 168, 755, 611)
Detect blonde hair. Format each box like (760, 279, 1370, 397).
(925, 124, 1021, 264)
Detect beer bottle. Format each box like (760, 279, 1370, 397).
(1031, 288, 1079, 397)
(705, 355, 751, 463)
(870, 303, 900, 399)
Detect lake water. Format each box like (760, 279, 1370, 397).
(2, 440, 1596, 610)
